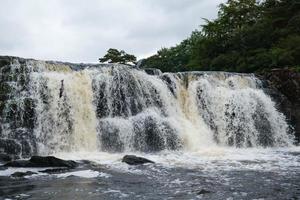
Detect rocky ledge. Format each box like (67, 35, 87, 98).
(258, 68, 300, 143)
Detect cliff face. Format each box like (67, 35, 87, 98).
(258, 69, 300, 143)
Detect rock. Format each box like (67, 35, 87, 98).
(0, 153, 12, 162)
(161, 74, 177, 96)
(29, 156, 78, 168)
(197, 189, 211, 195)
(4, 156, 78, 168)
(122, 155, 154, 165)
(258, 68, 300, 143)
(11, 171, 37, 178)
(39, 168, 71, 174)
(0, 56, 37, 158)
(135, 59, 144, 68)
(4, 160, 30, 167)
(144, 68, 162, 76)
(132, 116, 182, 152)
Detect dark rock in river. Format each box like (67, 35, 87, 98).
(122, 155, 154, 165)
(197, 189, 212, 195)
(39, 168, 72, 174)
(11, 171, 37, 178)
(4, 156, 78, 168)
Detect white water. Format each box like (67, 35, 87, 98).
(0, 59, 295, 157)
(1, 146, 299, 178)
(30, 68, 98, 153)
(54, 146, 300, 174)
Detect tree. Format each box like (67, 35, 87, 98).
(140, 0, 300, 73)
(99, 48, 137, 65)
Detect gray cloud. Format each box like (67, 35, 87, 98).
(0, 0, 224, 63)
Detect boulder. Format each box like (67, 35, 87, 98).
(39, 168, 71, 174)
(122, 155, 154, 165)
(11, 171, 37, 178)
(197, 189, 211, 195)
(4, 156, 78, 168)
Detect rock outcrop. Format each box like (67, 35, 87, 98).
(0, 56, 37, 158)
(258, 68, 300, 143)
(143, 68, 162, 76)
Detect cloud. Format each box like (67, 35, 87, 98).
(0, 0, 224, 63)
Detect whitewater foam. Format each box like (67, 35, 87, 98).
(0, 59, 295, 157)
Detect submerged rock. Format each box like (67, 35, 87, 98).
(4, 156, 78, 168)
(11, 171, 37, 178)
(197, 189, 212, 195)
(122, 155, 154, 165)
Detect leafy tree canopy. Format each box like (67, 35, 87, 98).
(140, 0, 300, 73)
(99, 48, 136, 65)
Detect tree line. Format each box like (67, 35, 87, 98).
(139, 0, 300, 73)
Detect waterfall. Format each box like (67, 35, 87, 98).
(0, 58, 294, 157)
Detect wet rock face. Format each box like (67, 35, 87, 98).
(258, 69, 300, 143)
(143, 68, 162, 76)
(0, 139, 22, 157)
(0, 56, 37, 158)
(98, 116, 182, 153)
(132, 116, 182, 152)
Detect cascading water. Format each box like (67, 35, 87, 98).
(0, 57, 294, 157)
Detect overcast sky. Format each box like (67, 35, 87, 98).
(0, 0, 224, 63)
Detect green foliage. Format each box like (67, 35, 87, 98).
(294, 65, 300, 72)
(141, 0, 300, 73)
(99, 48, 136, 65)
(141, 31, 202, 72)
